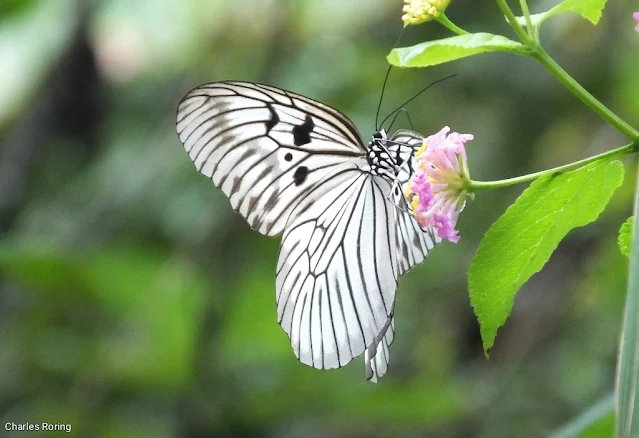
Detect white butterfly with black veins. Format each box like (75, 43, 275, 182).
(176, 81, 440, 382)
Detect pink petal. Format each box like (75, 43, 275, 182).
(406, 126, 473, 244)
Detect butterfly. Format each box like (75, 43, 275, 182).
(175, 81, 441, 382)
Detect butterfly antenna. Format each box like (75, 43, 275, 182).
(375, 65, 393, 131)
(379, 74, 457, 130)
(375, 28, 406, 131)
(387, 108, 416, 133)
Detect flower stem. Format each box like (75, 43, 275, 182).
(497, 1, 639, 140)
(496, 0, 532, 43)
(533, 48, 639, 142)
(436, 13, 468, 35)
(469, 141, 638, 190)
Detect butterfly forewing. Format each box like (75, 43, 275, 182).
(176, 81, 365, 236)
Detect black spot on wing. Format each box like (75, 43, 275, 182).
(292, 114, 314, 146)
(265, 103, 279, 134)
(284, 152, 293, 162)
(293, 166, 309, 186)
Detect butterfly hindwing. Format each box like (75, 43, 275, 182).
(389, 130, 441, 274)
(276, 160, 398, 379)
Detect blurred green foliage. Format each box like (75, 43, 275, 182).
(0, 0, 36, 18)
(0, 0, 637, 436)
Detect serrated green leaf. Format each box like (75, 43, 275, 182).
(619, 216, 634, 257)
(548, 0, 607, 24)
(513, 0, 607, 30)
(388, 33, 526, 68)
(524, 0, 608, 27)
(469, 161, 624, 355)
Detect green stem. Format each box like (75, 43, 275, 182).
(496, 0, 531, 43)
(519, 0, 533, 34)
(498, 1, 638, 140)
(615, 164, 639, 436)
(436, 13, 468, 35)
(534, 48, 639, 142)
(469, 141, 638, 190)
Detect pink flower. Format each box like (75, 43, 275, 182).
(634, 13, 639, 32)
(406, 126, 473, 243)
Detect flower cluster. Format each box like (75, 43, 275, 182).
(402, 0, 451, 26)
(405, 127, 472, 243)
(634, 12, 639, 32)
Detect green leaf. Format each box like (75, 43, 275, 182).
(516, 0, 608, 28)
(548, 0, 608, 25)
(388, 33, 526, 68)
(469, 161, 624, 355)
(619, 216, 634, 257)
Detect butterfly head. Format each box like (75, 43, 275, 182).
(371, 129, 387, 141)
(368, 129, 403, 178)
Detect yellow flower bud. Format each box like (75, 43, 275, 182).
(402, 0, 451, 26)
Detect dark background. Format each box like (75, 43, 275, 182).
(0, 0, 638, 436)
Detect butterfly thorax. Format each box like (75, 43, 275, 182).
(367, 130, 397, 179)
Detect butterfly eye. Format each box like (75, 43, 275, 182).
(372, 131, 383, 139)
